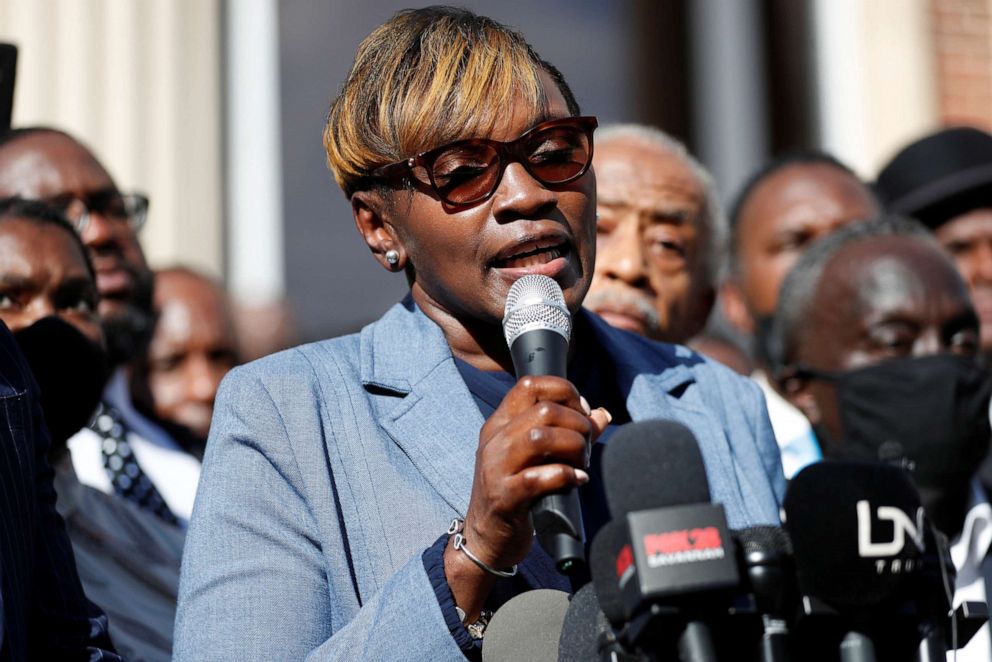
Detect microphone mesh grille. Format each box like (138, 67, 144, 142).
(502, 275, 571, 345)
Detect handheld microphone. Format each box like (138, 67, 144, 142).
(481, 589, 570, 662)
(503, 275, 584, 572)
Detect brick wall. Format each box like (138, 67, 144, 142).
(930, 0, 992, 129)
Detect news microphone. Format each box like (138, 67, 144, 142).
(597, 421, 738, 661)
(784, 461, 937, 662)
(503, 274, 584, 572)
(481, 589, 570, 662)
(558, 583, 638, 662)
(734, 526, 796, 662)
(590, 519, 631, 628)
(601, 419, 711, 518)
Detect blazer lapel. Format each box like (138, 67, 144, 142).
(362, 300, 483, 516)
(583, 312, 747, 524)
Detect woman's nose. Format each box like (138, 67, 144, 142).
(490, 162, 557, 221)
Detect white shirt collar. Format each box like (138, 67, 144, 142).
(950, 478, 992, 574)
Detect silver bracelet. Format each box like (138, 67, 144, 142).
(455, 606, 493, 640)
(447, 518, 518, 578)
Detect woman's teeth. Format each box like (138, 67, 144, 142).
(502, 246, 563, 269)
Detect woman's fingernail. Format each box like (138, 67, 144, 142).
(580, 396, 592, 415)
(601, 407, 613, 423)
(575, 469, 590, 485)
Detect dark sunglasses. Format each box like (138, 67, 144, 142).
(371, 115, 598, 208)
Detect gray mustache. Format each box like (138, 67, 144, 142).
(584, 286, 660, 333)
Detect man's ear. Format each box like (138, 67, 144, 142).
(719, 279, 754, 335)
(776, 365, 821, 426)
(351, 190, 404, 271)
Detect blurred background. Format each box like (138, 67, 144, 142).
(1, 0, 990, 347)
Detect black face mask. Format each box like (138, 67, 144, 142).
(14, 317, 110, 448)
(801, 354, 992, 536)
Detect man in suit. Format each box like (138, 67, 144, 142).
(0, 127, 201, 524)
(771, 216, 992, 660)
(0, 315, 121, 660)
(0, 196, 181, 661)
(721, 152, 879, 477)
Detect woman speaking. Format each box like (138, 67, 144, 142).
(175, 7, 784, 660)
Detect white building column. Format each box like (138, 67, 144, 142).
(811, 0, 938, 176)
(0, 0, 224, 275)
(225, 0, 284, 306)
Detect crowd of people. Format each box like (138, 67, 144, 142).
(3, 5, 992, 661)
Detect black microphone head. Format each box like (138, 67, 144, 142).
(603, 420, 711, 518)
(558, 583, 615, 662)
(783, 461, 926, 612)
(502, 274, 571, 346)
(734, 526, 795, 617)
(735, 525, 793, 559)
(482, 589, 571, 662)
(589, 519, 630, 626)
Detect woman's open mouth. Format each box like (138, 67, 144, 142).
(489, 232, 578, 282)
(495, 242, 568, 269)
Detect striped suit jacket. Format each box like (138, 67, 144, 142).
(0, 321, 121, 661)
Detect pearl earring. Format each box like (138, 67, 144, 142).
(385, 249, 400, 267)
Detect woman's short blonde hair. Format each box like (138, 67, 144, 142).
(324, 6, 579, 198)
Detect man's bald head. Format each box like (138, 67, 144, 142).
(131, 267, 239, 443)
(772, 216, 977, 438)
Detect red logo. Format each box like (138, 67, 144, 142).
(615, 544, 633, 578)
(641, 527, 725, 567)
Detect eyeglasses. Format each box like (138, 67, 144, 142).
(41, 191, 149, 234)
(371, 116, 598, 208)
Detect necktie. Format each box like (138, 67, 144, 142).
(91, 402, 179, 526)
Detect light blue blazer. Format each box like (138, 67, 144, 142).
(174, 299, 785, 661)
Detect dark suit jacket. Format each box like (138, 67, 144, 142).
(55, 456, 184, 662)
(0, 321, 121, 661)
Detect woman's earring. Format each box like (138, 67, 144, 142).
(385, 249, 400, 269)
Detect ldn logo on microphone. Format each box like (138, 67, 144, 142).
(856, 500, 925, 574)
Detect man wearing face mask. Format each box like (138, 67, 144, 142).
(0, 127, 200, 525)
(771, 216, 992, 661)
(0, 203, 122, 660)
(722, 152, 880, 477)
(0, 197, 183, 661)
